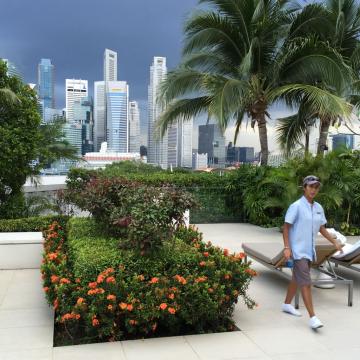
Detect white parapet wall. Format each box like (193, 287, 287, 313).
(0, 232, 44, 269)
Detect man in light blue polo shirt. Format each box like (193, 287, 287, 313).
(281, 175, 343, 329)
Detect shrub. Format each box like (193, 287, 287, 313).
(0, 215, 69, 232)
(41, 218, 256, 345)
(64, 177, 198, 254)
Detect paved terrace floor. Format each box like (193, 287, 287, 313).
(0, 223, 359, 360)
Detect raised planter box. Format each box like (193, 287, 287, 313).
(0, 232, 44, 269)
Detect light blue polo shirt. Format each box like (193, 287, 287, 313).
(285, 196, 327, 261)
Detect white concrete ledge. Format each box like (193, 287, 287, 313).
(0, 232, 44, 269)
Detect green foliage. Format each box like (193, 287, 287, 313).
(0, 215, 69, 232)
(41, 219, 255, 345)
(0, 59, 79, 219)
(64, 176, 198, 254)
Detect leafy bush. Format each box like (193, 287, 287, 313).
(41, 218, 256, 345)
(0, 215, 69, 232)
(64, 177, 198, 254)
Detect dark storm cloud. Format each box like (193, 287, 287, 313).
(0, 0, 198, 108)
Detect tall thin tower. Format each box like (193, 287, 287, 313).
(148, 57, 168, 167)
(104, 49, 118, 82)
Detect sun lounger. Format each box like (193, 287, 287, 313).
(330, 240, 360, 273)
(242, 241, 353, 307)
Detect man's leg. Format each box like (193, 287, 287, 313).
(285, 279, 298, 304)
(300, 285, 315, 318)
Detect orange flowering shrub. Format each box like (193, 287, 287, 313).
(41, 218, 256, 346)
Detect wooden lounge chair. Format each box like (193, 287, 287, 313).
(242, 241, 353, 308)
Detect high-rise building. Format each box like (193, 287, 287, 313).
(65, 79, 88, 122)
(192, 151, 208, 170)
(332, 134, 354, 150)
(73, 96, 94, 155)
(129, 101, 141, 153)
(178, 118, 193, 168)
(104, 49, 118, 82)
(43, 108, 63, 123)
(94, 81, 106, 151)
(37, 59, 55, 110)
(239, 147, 255, 163)
(148, 57, 167, 167)
(198, 124, 226, 168)
(106, 81, 129, 153)
(94, 49, 119, 152)
(2, 59, 22, 79)
(63, 122, 82, 156)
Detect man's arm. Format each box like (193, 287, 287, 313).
(319, 226, 343, 252)
(283, 223, 292, 260)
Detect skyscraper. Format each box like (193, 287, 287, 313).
(73, 96, 94, 155)
(106, 81, 129, 153)
(104, 49, 118, 82)
(2, 59, 22, 79)
(65, 79, 88, 122)
(178, 118, 193, 168)
(148, 57, 168, 168)
(129, 101, 141, 153)
(37, 59, 55, 110)
(198, 124, 226, 168)
(94, 81, 106, 151)
(94, 49, 120, 152)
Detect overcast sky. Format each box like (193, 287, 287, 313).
(3, 0, 344, 152)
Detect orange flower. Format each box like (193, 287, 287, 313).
(119, 302, 127, 310)
(237, 252, 245, 259)
(92, 317, 100, 326)
(167, 293, 175, 300)
(51, 275, 59, 284)
(88, 282, 97, 289)
(174, 275, 187, 285)
(208, 288, 214, 293)
(168, 307, 176, 314)
(245, 268, 257, 276)
(223, 248, 229, 256)
(108, 304, 113, 311)
(106, 276, 116, 284)
(61, 313, 73, 322)
(53, 298, 59, 310)
(224, 274, 231, 280)
(97, 275, 105, 283)
(149, 277, 159, 284)
(199, 261, 206, 267)
(159, 303, 167, 310)
(47, 252, 58, 260)
(127, 304, 134, 312)
(129, 319, 138, 326)
(43, 286, 49, 292)
(203, 252, 209, 257)
(137, 274, 145, 281)
(195, 276, 208, 283)
(60, 278, 70, 284)
(107, 294, 116, 301)
(76, 297, 85, 306)
(75, 278, 81, 283)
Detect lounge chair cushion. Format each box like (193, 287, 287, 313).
(332, 240, 360, 261)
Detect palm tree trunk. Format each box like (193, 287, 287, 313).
(317, 117, 331, 156)
(257, 113, 269, 165)
(305, 125, 310, 156)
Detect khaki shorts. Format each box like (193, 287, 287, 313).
(292, 258, 311, 287)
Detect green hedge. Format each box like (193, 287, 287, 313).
(0, 215, 69, 232)
(41, 218, 256, 345)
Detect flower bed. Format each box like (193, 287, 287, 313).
(41, 218, 256, 346)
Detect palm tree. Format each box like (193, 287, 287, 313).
(157, 0, 351, 165)
(277, 0, 360, 156)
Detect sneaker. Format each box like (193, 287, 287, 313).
(309, 316, 324, 329)
(281, 303, 302, 317)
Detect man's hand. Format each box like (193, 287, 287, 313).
(284, 248, 292, 260)
(335, 242, 343, 253)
